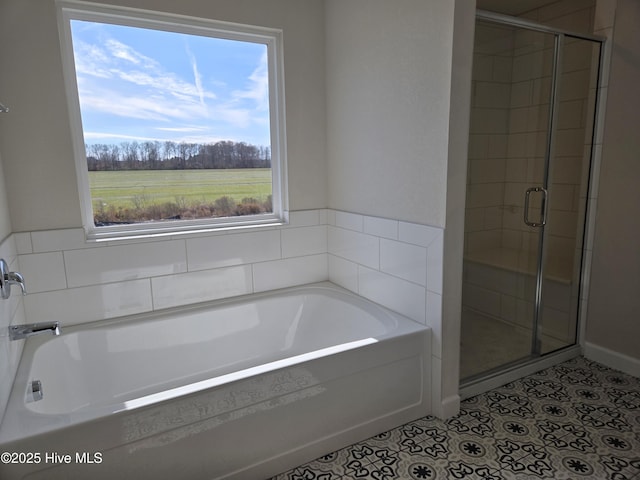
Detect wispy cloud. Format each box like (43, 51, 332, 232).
(232, 50, 269, 111)
(71, 20, 271, 146)
(186, 44, 206, 106)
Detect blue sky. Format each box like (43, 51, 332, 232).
(70, 20, 271, 147)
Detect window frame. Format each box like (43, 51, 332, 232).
(56, 0, 288, 241)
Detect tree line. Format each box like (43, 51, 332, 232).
(86, 140, 271, 171)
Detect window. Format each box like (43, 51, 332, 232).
(57, 1, 287, 239)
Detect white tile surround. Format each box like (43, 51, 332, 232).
(5, 209, 445, 415)
(13, 210, 443, 330)
(14, 210, 328, 325)
(0, 234, 27, 423)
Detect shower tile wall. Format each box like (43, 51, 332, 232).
(463, 0, 598, 355)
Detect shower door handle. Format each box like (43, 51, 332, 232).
(524, 187, 548, 227)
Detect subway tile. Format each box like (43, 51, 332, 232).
(507, 132, 527, 158)
(505, 157, 530, 183)
(548, 184, 577, 212)
(538, 0, 592, 21)
(475, 82, 511, 108)
(253, 254, 328, 292)
(151, 265, 252, 310)
(23, 279, 153, 326)
(488, 134, 508, 158)
(483, 206, 502, 230)
(285, 210, 322, 228)
(509, 107, 529, 133)
(358, 266, 426, 323)
(526, 131, 548, 158)
(547, 210, 578, 239)
(510, 81, 532, 108)
(594, 0, 616, 30)
(186, 230, 280, 272)
(467, 134, 489, 159)
(492, 56, 513, 82)
(380, 239, 427, 286)
(281, 225, 326, 258)
(0, 235, 17, 266)
(464, 208, 485, 233)
(31, 228, 90, 252)
(363, 216, 398, 240)
(555, 128, 586, 157)
(466, 183, 505, 208)
(469, 108, 509, 134)
(462, 283, 501, 318)
(328, 254, 358, 293)
(467, 230, 501, 253)
(398, 222, 442, 248)
(546, 8, 594, 33)
(325, 209, 336, 226)
(334, 211, 363, 232)
(327, 226, 379, 269)
(468, 158, 506, 184)
(18, 252, 67, 293)
(472, 54, 493, 82)
(64, 240, 187, 287)
(426, 232, 444, 295)
(13, 233, 32, 255)
(560, 70, 591, 102)
(552, 156, 582, 184)
(426, 291, 443, 356)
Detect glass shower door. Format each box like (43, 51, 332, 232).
(461, 21, 557, 379)
(538, 35, 601, 355)
(461, 15, 602, 382)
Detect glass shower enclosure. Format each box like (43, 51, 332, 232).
(460, 11, 603, 382)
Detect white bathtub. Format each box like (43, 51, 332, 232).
(0, 282, 430, 479)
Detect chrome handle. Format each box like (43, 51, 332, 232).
(0, 258, 27, 299)
(524, 187, 548, 227)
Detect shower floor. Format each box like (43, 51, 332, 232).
(460, 308, 566, 380)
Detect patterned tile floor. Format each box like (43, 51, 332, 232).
(273, 356, 640, 479)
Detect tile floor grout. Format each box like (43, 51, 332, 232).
(272, 356, 640, 479)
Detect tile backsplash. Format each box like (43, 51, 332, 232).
(15, 210, 444, 331)
(16, 210, 330, 327)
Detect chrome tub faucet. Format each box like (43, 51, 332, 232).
(9, 322, 61, 340)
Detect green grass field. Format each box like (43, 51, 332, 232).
(89, 169, 272, 223)
(89, 168, 272, 208)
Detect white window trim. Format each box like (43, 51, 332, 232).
(56, 0, 288, 241)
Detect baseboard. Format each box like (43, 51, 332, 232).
(584, 342, 640, 377)
(435, 394, 461, 419)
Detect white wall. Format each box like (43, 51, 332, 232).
(586, 0, 640, 373)
(0, 153, 11, 240)
(325, 0, 455, 228)
(0, 0, 327, 233)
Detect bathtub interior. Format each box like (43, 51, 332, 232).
(0, 283, 430, 449)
